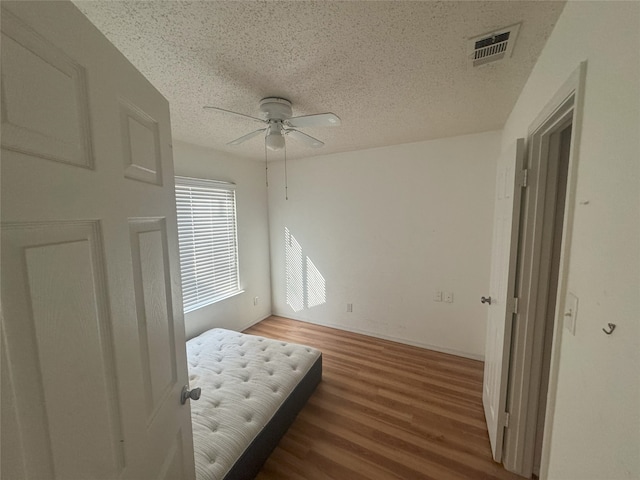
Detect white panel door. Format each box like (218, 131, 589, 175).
(482, 138, 525, 462)
(0, 2, 196, 479)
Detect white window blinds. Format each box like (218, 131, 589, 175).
(175, 176, 241, 313)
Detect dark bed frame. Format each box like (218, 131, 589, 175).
(223, 354, 322, 480)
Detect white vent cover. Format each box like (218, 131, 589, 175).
(469, 23, 520, 67)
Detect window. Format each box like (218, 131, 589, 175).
(175, 176, 241, 313)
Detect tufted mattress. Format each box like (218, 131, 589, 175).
(187, 328, 322, 480)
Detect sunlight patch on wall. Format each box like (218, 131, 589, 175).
(285, 227, 326, 312)
(285, 227, 304, 312)
(306, 257, 326, 308)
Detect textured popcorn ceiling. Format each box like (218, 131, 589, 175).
(74, 1, 565, 161)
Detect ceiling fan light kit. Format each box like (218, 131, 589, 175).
(265, 124, 285, 151)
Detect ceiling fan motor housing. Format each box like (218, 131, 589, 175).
(259, 97, 292, 120)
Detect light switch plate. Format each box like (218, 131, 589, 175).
(564, 291, 578, 335)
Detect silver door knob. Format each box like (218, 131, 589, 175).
(481, 296, 492, 305)
(181, 385, 201, 405)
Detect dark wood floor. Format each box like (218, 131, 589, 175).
(244, 316, 521, 480)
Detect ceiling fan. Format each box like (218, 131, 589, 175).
(203, 97, 341, 151)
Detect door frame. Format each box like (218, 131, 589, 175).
(501, 62, 587, 478)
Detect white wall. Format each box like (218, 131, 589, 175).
(502, 2, 640, 479)
(173, 141, 272, 339)
(267, 131, 501, 359)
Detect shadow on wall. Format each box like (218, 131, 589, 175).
(285, 227, 326, 312)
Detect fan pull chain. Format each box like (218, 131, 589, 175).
(264, 140, 268, 188)
(284, 138, 289, 200)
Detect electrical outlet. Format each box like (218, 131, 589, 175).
(347, 303, 353, 313)
(444, 292, 453, 303)
(434, 291, 442, 302)
(253, 296, 259, 306)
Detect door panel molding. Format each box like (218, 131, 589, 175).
(119, 97, 163, 186)
(129, 218, 178, 424)
(1, 221, 124, 479)
(157, 431, 185, 480)
(0, 9, 93, 168)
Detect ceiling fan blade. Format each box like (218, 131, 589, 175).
(203, 106, 266, 124)
(285, 129, 324, 148)
(286, 113, 341, 128)
(227, 128, 266, 146)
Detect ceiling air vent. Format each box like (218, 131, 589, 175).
(469, 23, 520, 67)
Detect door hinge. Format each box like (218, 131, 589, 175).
(508, 297, 519, 314)
(517, 168, 529, 188)
(501, 411, 511, 428)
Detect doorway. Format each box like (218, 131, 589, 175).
(531, 123, 571, 477)
(501, 63, 586, 478)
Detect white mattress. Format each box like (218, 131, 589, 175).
(187, 328, 321, 480)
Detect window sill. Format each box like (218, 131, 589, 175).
(184, 289, 245, 314)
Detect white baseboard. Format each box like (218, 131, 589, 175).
(271, 311, 485, 362)
(239, 314, 272, 333)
